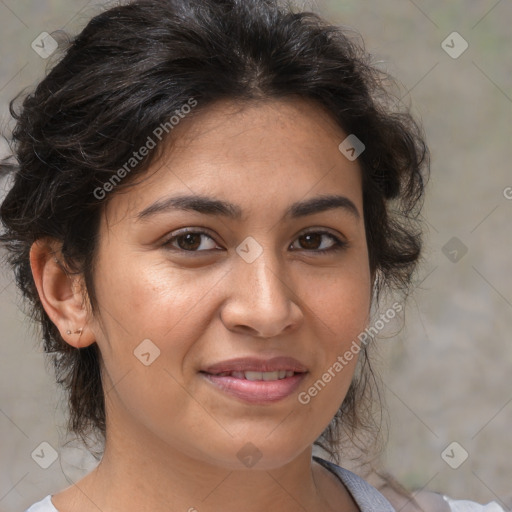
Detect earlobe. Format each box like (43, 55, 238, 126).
(29, 239, 96, 349)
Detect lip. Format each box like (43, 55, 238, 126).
(200, 356, 308, 404)
(201, 372, 307, 404)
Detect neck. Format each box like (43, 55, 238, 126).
(55, 416, 355, 512)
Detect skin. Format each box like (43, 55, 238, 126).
(30, 97, 373, 512)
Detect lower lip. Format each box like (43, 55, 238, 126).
(201, 372, 307, 404)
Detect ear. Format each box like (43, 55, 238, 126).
(29, 238, 96, 349)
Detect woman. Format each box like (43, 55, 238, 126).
(0, 1, 504, 511)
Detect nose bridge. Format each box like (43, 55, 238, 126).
(221, 241, 302, 337)
(245, 250, 285, 305)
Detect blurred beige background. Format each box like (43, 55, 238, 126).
(1, 1, 511, 511)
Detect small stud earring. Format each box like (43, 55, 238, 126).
(66, 329, 83, 335)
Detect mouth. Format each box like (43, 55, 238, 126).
(199, 357, 308, 404)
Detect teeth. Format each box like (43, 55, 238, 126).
(244, 371, 266, 381)
(239, 370, 295, 381)
(212, 370, 297, 380)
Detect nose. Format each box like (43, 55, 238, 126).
(220, 253, 303, 338)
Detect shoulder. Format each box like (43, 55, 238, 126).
(377, 486, 451, 512)
(313, 457, 507, 512)
(373, 477, 506, 512)
(359, 478, 506, 512)
(443, 496, 507, 512)
(24, 494, 58, 512)
(314, 456, 396, 511)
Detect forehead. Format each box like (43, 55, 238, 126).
(104, 97, 363, 224)
(168, 96, 351, 163)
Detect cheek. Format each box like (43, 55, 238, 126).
(303, 256, 372, 344)
(93, 247, 190, 329)
(311, 279, 370, 365)
(90, 248, 220, 373)
(310, 280, 370, 334)
(296, 257, 371, 410)
(90, 254, 212, 428)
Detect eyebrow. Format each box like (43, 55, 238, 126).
(136, 193, 360, 221)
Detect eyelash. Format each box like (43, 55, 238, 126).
(162, 228, 348, 255)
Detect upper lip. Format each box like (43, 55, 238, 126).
(202, 356, 308, 374)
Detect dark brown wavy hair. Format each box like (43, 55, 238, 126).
(0, 0, 429, 463)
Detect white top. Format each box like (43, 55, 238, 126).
(443, 496, 505, 512)
(24, 457, 506, 512)
(24, 489, 506, 512)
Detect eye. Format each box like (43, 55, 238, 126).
(162, 229, 221, 252)
(162, 228, 347, 254)
(290, 230, 348, 254)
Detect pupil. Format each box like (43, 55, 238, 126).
(301, 233, 320, 249)
(179, 233, 201, 250)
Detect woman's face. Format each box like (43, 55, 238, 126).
(88, 98, 372, 469)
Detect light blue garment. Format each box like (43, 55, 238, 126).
(314, 455, 396, 511)
(24, 456, 506, 512)
(314, 456, 506, 512)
